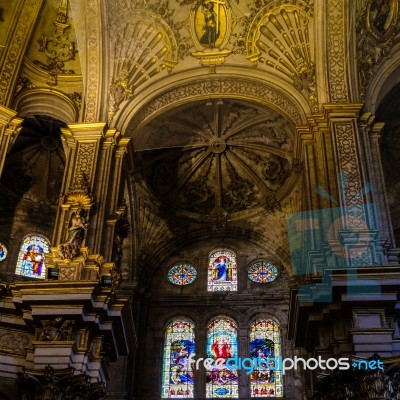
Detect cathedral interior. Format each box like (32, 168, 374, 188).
(1, 0, 400, 399)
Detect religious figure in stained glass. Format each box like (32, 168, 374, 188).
(248, 261, 278, 283)
(15, 235, 50, 279)
(0, 241, 7, 262)
(249, 319, 283, 397)
(162, 319, 195, 398)
(206, 317, 238, 398)
(207, 250, 237, 291)
(168, 264, 197, 285)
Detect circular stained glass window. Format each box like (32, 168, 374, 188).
(248, 261, 278, 283)
(0, 241, 8, 262)
(168, 264, 197, 285)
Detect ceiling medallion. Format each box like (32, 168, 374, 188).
(135, 99, 294, 218)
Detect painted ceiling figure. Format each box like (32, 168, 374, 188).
(200, 0, 218, 48)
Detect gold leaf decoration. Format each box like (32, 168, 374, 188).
(247, 5, 317, 112)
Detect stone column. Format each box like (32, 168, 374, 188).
(0, 106, 23, 177)
(48, 122, 130, 281)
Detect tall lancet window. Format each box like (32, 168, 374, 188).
(161, 319, 195, 398)
(249, 319, 283, 397)
(207, 250, 237, 291)
(15, 235, 50, 279)
(206, 317, 238, 398)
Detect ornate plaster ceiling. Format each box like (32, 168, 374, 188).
(134, 99, 295, 218)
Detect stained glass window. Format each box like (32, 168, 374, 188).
(162, 319, 195, 398)
(248, 262, 278, 283)
(206, 317, 238, 398)
(168, 264, 197, 285)
(207, 250, 237, 292)
(0, 241, 8, 262)
(15, 235, 50, 279)
(249, 319, 283, 397)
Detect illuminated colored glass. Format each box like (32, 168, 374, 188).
(206, 317, 238, 398)
(161, 319, 195, 398)
(15, 235, 50, 279)
(0, 241, 8, 262)
(248, 262, 278, 283)
(249, 319, 283, 397)
(207, 250, 237, 292)
(168, 264, 197, 285)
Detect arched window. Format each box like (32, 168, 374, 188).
(207, 250, 237, 291)
(15, 235, 50, 279)
(206, 317, 238, 398)
(249, 319, 283, 397)
(161, 319, 195, 398)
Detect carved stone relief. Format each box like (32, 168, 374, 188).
(357, 0, 400, 100)
(247, 3, 318, 112)
(108, 6, 179, 122)
(33, 0, 78, 86)
(0, 329, 32, 355)
(327, 0, 350, 102)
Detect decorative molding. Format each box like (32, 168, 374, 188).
(0, 0, 43, 106)
(0, 329, 32, 356)
(326, 0, 350, 102)
(66, 91, 82, 110)
(356, 0, 400, 100)
(129, 77, 303, 132)
(84, 0, 102, 122)
(14, 76, 35, 97)
(33, 0, 78, 86)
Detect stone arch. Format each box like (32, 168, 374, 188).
(114, 70, 310, 135)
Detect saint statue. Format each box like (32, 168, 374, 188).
(58, 208, 89, 260)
